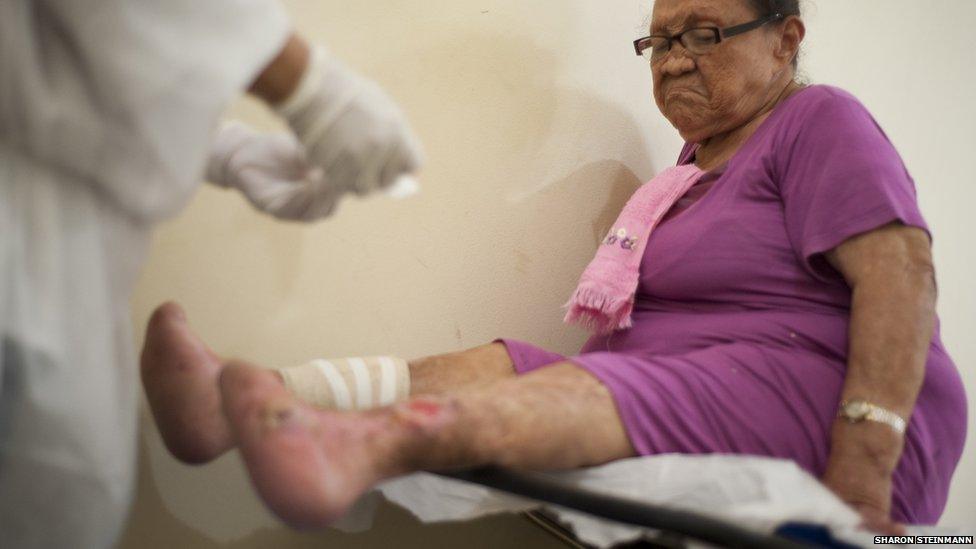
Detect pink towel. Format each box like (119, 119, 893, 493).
(564, 164, 705, 334)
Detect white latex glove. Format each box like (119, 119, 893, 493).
(274, 45, 424, 197)
(205, 121, 339, 220)
(205, 122, 419, 221)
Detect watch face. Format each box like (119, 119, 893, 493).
(844, 401, 870, 419)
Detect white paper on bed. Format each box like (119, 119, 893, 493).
(332, 454, 865, 546)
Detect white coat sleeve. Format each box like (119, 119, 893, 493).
(0, 0, 292, 223)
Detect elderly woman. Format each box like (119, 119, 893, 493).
(141, 0, 967, 533)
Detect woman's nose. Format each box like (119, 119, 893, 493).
(656, 48, 696, 76)
(658, 50, 695, 76)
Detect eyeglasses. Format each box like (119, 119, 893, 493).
(633, 13, 784, 63)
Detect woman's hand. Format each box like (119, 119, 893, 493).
(823, 465, 903, 534)
(822, 420, 906, 535)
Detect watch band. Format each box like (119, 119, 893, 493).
(839, 400, 907, 435)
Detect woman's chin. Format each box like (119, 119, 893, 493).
(663, 104, 709, 139)
(667, 117, 710, 143)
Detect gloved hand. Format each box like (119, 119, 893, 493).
(205, 121, 342, 220)
(274, 45, 424, 198)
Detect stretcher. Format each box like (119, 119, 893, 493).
(335, 454, 966, 548)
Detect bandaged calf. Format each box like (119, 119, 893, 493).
(278, 357, 410, 411)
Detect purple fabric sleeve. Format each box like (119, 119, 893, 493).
(496, 338, 567, 373)
(776, 89, 929, 282)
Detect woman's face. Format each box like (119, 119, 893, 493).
(649, 0, 796, 142)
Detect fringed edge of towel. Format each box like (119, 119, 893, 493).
(563, 285, 635, 335)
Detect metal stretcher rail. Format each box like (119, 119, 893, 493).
(441, 467, 815, 549)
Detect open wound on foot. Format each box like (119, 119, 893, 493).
(259, 401, 311, 432)
(279, 356, 409, 411)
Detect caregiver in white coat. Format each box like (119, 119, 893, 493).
(0, 1, 422, 547)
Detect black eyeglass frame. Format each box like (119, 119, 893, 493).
(633, 13, 784, 59)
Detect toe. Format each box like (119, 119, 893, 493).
(148, 301, 186, 330)
(141, 302, 189, 371)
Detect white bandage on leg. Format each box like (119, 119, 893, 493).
(278, 356, 410, 411)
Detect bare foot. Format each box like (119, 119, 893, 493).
(219, 362, 449, 528)
(140, 302, 233, 464)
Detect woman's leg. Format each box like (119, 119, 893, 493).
(218, 359, 635, 527)
(140, 302, 519, 464)
(408, 343, 517, 395)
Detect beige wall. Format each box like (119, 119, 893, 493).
(121, 1, 976, 546)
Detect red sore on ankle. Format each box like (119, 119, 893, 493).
(406, 399, 443, 417)
(393, 398, 455, 432)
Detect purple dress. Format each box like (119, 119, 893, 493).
(500, 85, 967, 524)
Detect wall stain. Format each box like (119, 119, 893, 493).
(514, 249, 532, 274)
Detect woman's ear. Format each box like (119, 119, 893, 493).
(778, 16, 806, 66)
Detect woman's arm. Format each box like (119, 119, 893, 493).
(822, 222, 936, 532)
(248, 33, 310, 106)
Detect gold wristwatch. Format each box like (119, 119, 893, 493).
(838, 400, 907, 435)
